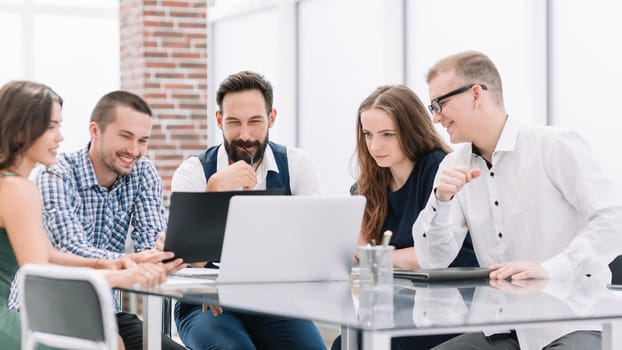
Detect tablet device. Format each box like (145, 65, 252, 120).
(393, 266, 490, 282)
(164, 188, 285, 263)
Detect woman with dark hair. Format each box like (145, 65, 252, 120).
(0, 80, 182, 349)
(333, 85, 477, 350)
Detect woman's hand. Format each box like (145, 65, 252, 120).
(93, 257, 124, 270)
(106, 262, 166, 289)
(121, 263, 167, 289)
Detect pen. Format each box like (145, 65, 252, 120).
(381, 230, 392, 246)
(242, 148, 254, 166)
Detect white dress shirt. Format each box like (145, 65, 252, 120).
(412, 116, 622, 349)
(171, 143, 321, 195)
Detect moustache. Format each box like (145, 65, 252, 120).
(231, 140, 261, 148)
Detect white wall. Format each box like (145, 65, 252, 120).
(208, 0, 622, 194)
(407, 0, 547, 133)
(6, 0, 619, 192)
(551, 0, 622, 190)
(298, 0, 392, 194)
(0, 0, 119, 153)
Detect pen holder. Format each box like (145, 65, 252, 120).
(359, 245, 394, 286)
(358, 284, 394, 327)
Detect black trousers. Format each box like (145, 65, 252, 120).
(116, 312, 186, 350)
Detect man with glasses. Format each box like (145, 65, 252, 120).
(413, 50, 622, 349)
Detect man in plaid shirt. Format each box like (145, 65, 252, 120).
(33, 90, 186, 350)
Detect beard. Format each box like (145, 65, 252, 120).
(102, 151, 137, 176)
(223, 132, 269, 166)
(96, 140, 138, 177)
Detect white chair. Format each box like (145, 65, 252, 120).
(19, 264, 119, 350)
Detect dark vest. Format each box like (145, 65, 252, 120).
(196, 141, 292, 195)
(176, 142, 293, 319)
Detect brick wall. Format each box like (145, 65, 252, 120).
(120, 0, 208, 203)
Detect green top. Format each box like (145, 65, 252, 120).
(0, 172, 22, 348)
(0, 228, 21, 349)
(0, 228, 19, 307)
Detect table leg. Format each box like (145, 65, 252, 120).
(602, 320, 622, 350)
(361, 330, 391, 350)
(143, 295, 162, 350)
(341, 326, 358, 350)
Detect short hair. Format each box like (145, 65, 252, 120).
(216, 71, 273, 115)
(0, 80, 63, 169)
(426, 50, 504, 105)
(90, 90, 152, 131)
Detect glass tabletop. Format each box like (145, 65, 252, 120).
(121, 274, 622, 332)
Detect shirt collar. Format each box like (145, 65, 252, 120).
(76, 143, 100, 190)
(471, 115, 521, 156)
(76, 142, 129, 190)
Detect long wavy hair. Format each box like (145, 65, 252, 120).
(0, 80, 63, 170)
(356, 85, 450, 243)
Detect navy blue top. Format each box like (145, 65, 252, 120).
(356, 150, 478, 267)
(197, 141, 292, 195)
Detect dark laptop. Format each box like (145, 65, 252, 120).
(164, 188, 285, 263)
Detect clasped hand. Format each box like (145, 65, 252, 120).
(206, 160, 256, 191)
(435, 166, 481, 202)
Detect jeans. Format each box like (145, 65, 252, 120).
(174, 302, 326, 350)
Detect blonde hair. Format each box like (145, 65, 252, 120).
(427, 50, 504, 105)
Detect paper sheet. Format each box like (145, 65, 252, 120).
(173, 267, 220, 277)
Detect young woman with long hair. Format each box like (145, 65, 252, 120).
(0, 80, 182, 349)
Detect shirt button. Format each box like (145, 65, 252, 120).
(498, 232, 503, 238)
(494, 200, 499, 206)
(423, 233, 427, 238)
(432, 207, 436, 212)
(490, 172, 495, 177)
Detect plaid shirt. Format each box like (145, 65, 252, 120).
(36, 144, 165, 258)
(8, 144, 166, 310)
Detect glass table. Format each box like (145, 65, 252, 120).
(121, 275, 622, 350)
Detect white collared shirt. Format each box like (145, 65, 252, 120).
(171, 143, 321, 195)
(413, 116, 622, 349)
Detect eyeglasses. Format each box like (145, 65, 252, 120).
(427, 83, 488, 114)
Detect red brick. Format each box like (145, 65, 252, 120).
(121, 0, 208, 203)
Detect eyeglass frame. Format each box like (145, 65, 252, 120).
(427, 83, 488, 114)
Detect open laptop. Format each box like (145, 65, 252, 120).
(216, 196, 366, 283)
(164, 189, 284, 263)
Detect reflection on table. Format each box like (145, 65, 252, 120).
(121, 273, 622, 350)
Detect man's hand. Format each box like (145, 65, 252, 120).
(489, 261, 549, 280)
(435, 166, 481, 202)
(489, 278, 548, 294)
(126, 249, 175, 264)
(155, 233, 165, 251)
(202, 304, 223, 317)
(206, 160, 257, 191)
(161, 258, 185, 275)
